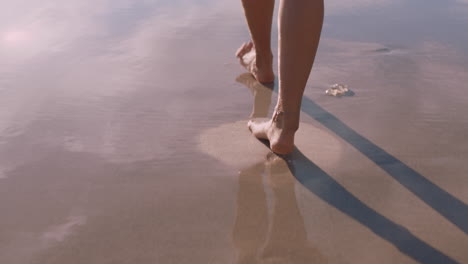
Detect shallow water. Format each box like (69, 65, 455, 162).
(1, 0, 468, 263)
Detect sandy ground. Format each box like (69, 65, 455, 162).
(1, 0, 468, 263)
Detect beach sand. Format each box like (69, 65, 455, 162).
(1, 0, 468, 263)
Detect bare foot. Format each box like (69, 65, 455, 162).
(248, 111, 298, 155)
(236, 41, 274, 83)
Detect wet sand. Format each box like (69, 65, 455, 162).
(1, 0, 468, 263)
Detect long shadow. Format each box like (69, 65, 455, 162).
(299, 96, 468, 235)
(238, 73, 463, 263)
(287, 149, 458, 264)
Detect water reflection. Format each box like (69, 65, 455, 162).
(233, 73, 326, 263)
(233, 154, 327, 264)
(235, 73, 459, 264)
(236, 73, 273, 118)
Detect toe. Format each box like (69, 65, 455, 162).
(247, 119, 269, 140)
(245, 41, 254, 50)
(236, 41, 254, 58)
(235, 42, 247, 58)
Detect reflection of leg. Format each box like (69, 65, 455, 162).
(261, 157, 326, 263)
(232, 163, 269, 263)
(236, 0, 275, 83)
(236, 73, 273, 118)
(248, 0, 324, 154)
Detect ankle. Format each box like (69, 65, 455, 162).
(255, 51, 273, 67)
(272, 110, 300, 132)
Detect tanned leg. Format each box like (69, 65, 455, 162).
(236, 0, 275, 83)
(248, 0, 324, 154)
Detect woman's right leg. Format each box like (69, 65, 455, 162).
(249, 0, 324, 154)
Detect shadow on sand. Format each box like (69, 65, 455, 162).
(299, 93, 468, 236)
(287, 149, 458, 264)
(237, 73, 465, 264)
